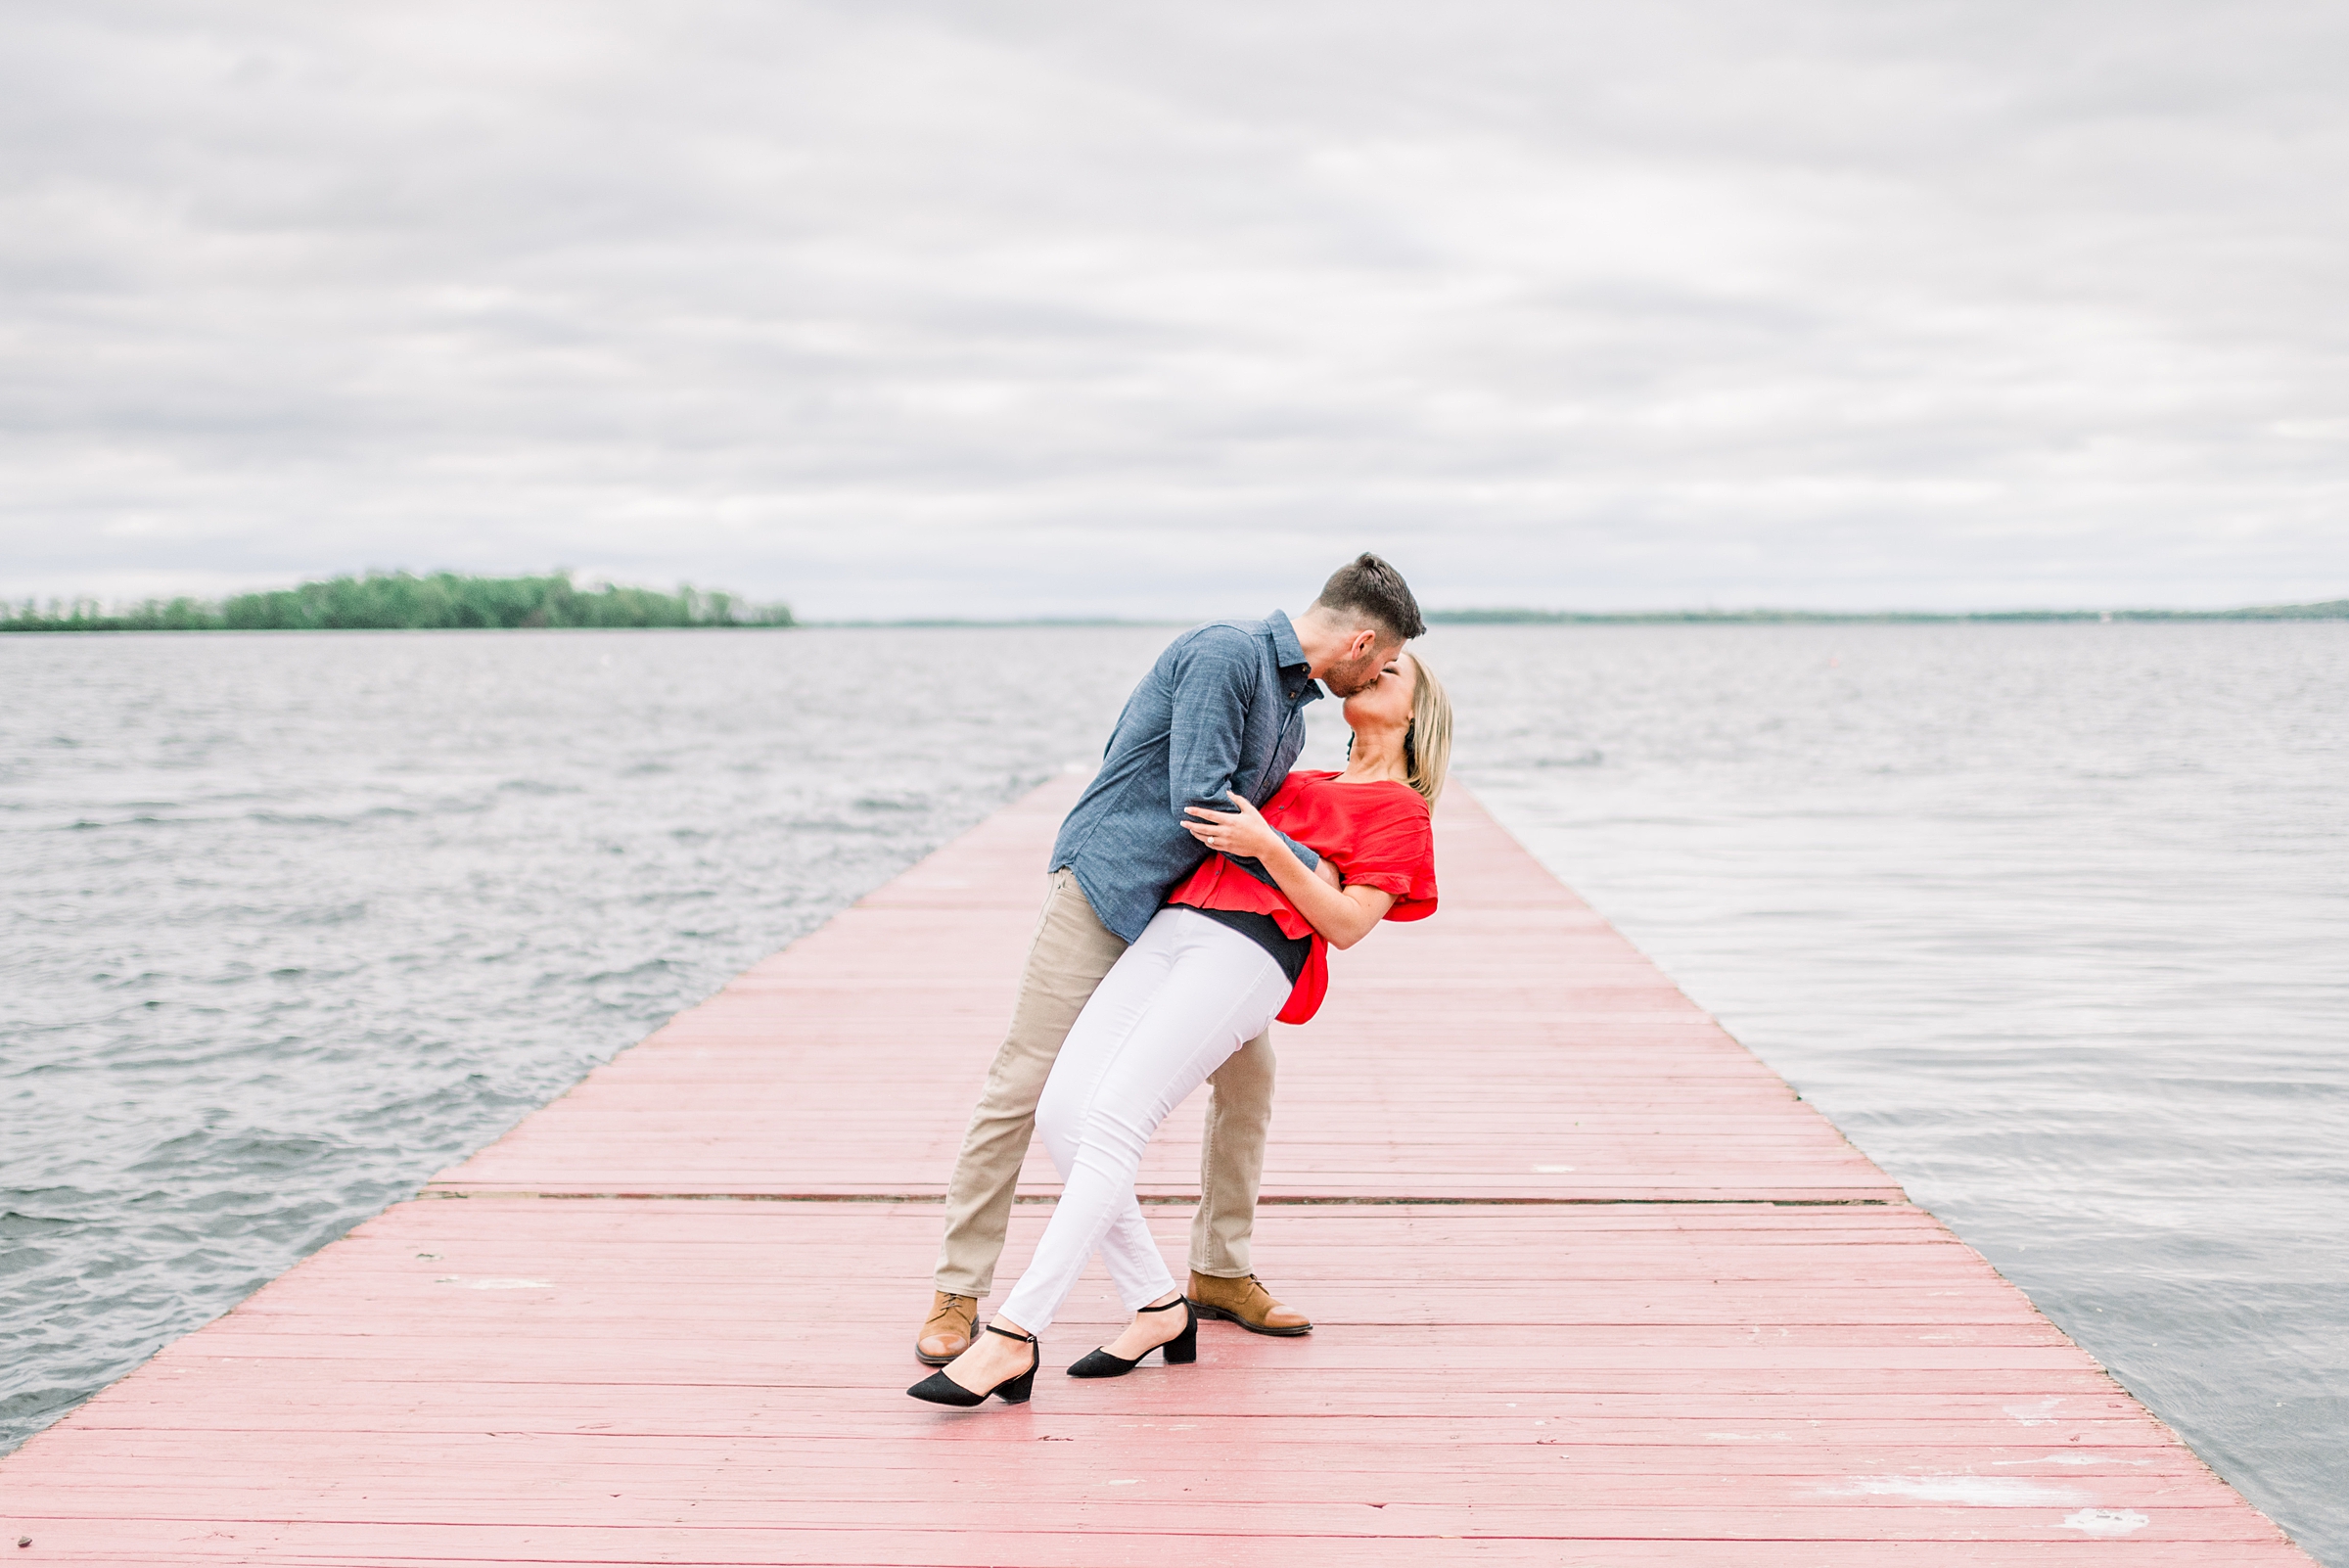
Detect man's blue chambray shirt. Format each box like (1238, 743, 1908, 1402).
(1051, 611, 1324, 944)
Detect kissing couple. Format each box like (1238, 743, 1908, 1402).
(908, 552, 1451, 1407)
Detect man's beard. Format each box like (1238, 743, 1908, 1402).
(1322, 648, 1384, 697)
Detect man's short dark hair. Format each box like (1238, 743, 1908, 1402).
(1313, 552, 1425, 643)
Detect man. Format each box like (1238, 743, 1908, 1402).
(917, 553, 1427, 1364)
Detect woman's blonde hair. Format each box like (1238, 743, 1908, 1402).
(1403, 653, 1452, 808)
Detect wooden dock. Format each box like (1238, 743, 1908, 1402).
(0, 777, 2315, 1565)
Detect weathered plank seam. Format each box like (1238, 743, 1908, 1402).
(417, 1189, 1898, 1207)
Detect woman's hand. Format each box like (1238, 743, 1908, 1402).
(1183, 790, 1390, 947)
(1182, 791, 1283, 861)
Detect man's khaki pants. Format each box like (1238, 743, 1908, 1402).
(933, 868, 1275, 1298)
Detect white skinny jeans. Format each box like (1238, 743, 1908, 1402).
(997, 906, 1293, 1334)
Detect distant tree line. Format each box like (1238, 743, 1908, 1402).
(1425, 599, 2349, 624)
(2, 572, 795, 632)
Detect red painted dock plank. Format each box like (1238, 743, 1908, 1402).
(0, 779, 2314, 1564)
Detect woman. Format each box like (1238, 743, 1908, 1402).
(908, 651, 1451, 1407)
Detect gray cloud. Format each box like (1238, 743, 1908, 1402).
(2, 0, 2344, 615)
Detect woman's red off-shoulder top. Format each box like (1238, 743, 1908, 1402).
(1165, 769, 1438, 1025)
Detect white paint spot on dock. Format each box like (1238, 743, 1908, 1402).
(1994, 1453, 2153, 1467)
(1823, 1475, 2089, 1506)
(2061, 1508, 2150, 1535)
(2004, 1397, 2064, 1426)
(1533, 1165, 1576, 1172)
(435, 1276, 555, 1290)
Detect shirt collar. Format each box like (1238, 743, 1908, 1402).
(1265, 610, 1323, 704)
(1267, 609, 1307, 670)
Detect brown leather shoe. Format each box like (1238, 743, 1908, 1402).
(916, 1291, 978, 1366)
(1188, 1271, 1312, 1336)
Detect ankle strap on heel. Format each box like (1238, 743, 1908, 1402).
(1138, 1296, 1188, 1314)
(984, 1323, 1036, 1344)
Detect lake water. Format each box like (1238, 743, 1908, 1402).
(3, 623, 2343, 1560)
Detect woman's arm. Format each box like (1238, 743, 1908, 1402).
(1183, 793, 1396, 949)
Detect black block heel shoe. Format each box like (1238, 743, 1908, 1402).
(1067, 1296, 1197, 1379)
(907, 1323, 1039, 1407)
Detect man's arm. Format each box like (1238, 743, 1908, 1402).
(1165, 630, 1320, 874)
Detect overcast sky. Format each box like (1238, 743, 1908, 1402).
(3, 1, 2344, 618)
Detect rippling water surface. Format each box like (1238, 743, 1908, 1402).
(4, 623, 2344, 1561)
(0, 627, 1169, 1453)
(1448, 622, 2347, 1564)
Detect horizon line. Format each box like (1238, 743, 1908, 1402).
(806, 597, 2349, 628)
(9, 584, 2346, 634)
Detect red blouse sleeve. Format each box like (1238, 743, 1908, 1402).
(1333, 789, 1438, 922)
